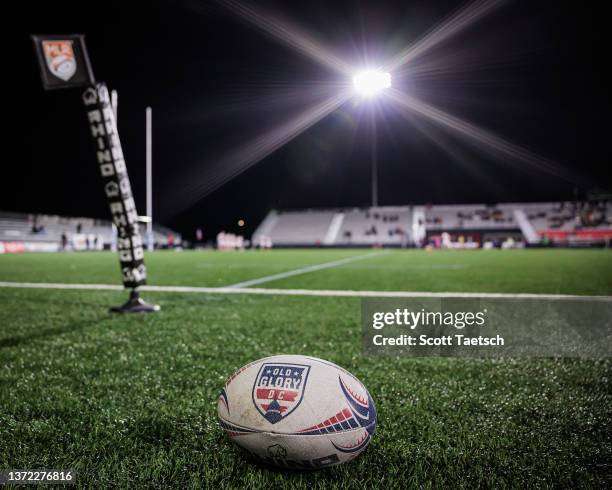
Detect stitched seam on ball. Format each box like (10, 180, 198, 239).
(218, 415, 375, 437)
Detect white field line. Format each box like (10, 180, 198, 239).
(224, 251, 390, 288)
(0, 281, 611, 301)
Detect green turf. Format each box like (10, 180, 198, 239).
(261, 249, 612, 295)
(0, 249, 369, 287)
(0, 250, 610, 488)
(1, 248, 611, 294)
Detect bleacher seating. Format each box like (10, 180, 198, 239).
(252, 207, 413, 247)
(0, 212, 181, 249)
(259, 210, 336, 245)
(335, 207, 412, 245)
(519, 201, 612, 232)
(424, 204, 515, 230)
(253, 201, 612, 247)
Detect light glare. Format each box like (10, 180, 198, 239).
(353, 70, 392, 96)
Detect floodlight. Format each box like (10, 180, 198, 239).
(353, 70, 391, 96)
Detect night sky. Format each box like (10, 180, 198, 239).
(9, 0, 611, 239)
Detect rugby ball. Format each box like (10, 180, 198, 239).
(217, 355, 376, 469)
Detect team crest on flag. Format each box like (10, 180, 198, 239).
(252, 363, 310, 424)
(42, 40, 77, 81)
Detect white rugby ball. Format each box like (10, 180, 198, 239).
(217, 355, 376, 469)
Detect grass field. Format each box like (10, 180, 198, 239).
(1, 249, 611, 488)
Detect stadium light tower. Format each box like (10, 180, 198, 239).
(352, 69, 391, 206)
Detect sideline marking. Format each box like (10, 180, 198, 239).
(0, 281, 610, 301)
(224, 251, 389, 288)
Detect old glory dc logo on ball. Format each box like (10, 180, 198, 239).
(217, 355, 377, 469)
(252, 363, 310, 423)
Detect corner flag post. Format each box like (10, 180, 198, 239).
(32, 34, 159, 313)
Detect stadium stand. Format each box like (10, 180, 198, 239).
(253, 201, 612, 248)
(252, 207, 413, 247)
(253, 209, 336, 246)
(520, 201, 612, 231)
(424, 204, 516, 231)
(5, 202, 609, 252)
(0, 212, 181, 253)
(519, 201, 612, 245)
(335, 207, 412, 246)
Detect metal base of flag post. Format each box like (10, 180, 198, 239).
(110, 289, 160, 313)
